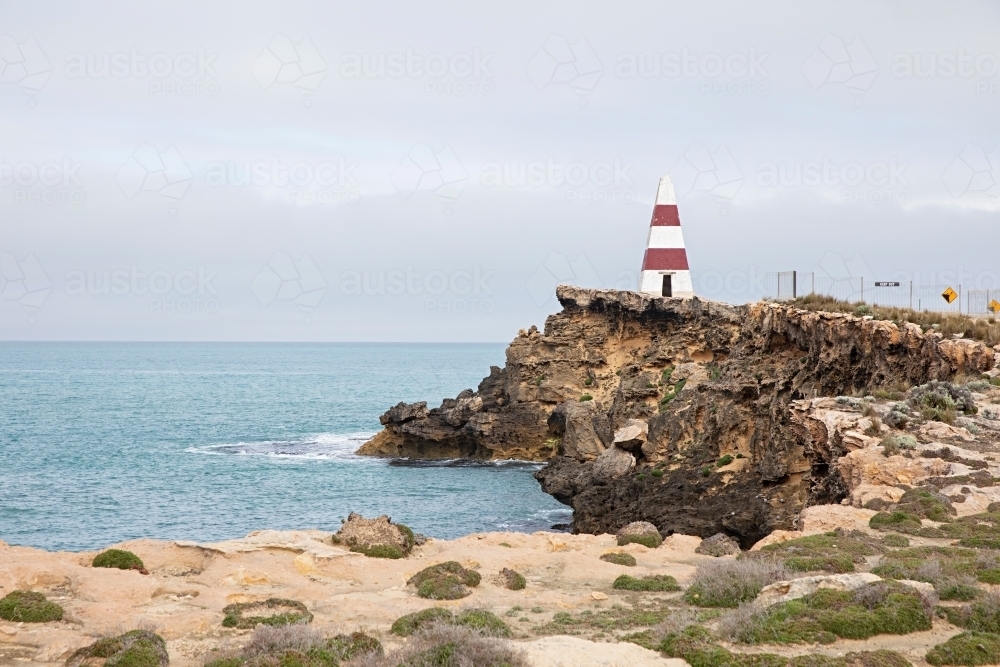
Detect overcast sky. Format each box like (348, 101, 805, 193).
(1, 1, 998, 341)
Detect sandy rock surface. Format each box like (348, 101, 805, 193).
(521, 635, 688, 667)
(0, 529, 705, 667)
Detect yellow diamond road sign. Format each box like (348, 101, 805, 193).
(942, 287, 958, 304)
(990, 299, 1000, 314)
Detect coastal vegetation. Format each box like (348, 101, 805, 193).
(221, 598, 313, 629)
(0, 590, 63, 622)
(92, 548, 147, 573)
(67, 630, 168, 667)
(407, 561, 482, 600)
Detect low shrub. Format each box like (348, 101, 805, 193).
(725, 582, 931, 644)
(378, 624, 526, 667)
(579, 394, 593, 402)
(391, 607, 454, 636)
(882, 534, 910, 548)
(600, 552, 637, 567)
(67, 630, 168, 667)
(203, 624, 381, 667)
(498, 568, 526, 591)
(717, 455, 734, 467)
(760, 531, 881, 573)
(613, 574, 681, 592)
(938, 593, 1000, 633)
(351, 544, 405, 559)
(455, 609, 512, 637)
(408, 561, 481, 600)
(0, 591, 64, 623)
(870, 511, 923, 534)
(684, 559, 790, 608)
(926, 632, 1000, 666)
(221, 598, 313, 629)
(92, 548, 147, 573)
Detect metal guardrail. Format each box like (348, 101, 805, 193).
(761, 271, 1000, 315)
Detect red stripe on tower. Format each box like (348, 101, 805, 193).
(638, 176, 694, 298)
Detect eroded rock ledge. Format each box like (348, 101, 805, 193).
(357, 286, 995, 546)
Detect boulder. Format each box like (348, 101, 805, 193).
(548, 401, 607, 462)
(380, 401, 429, 425)
(613, 419, 648, 453)
(333, 513, 410, 553)
(756, 573, 883, 607)
(616, 521, 663, 548)
(695, 533, 741, 557)
(592, 446, 635, 481)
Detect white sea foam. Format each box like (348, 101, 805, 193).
(185, 432, 377, 462)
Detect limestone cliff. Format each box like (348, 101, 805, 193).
(357, 286, 995, 546)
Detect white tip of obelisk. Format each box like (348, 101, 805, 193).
(654, 175, 676, 205)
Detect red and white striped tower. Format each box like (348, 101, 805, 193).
(639, 175, 694, 298)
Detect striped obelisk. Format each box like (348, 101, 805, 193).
(639, 175, 694, 298)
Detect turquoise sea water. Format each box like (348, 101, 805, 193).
(0, 343, 570, 552)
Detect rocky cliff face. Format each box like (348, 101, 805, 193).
(358, 286, 995, 546)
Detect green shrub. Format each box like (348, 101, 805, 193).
(408, 561, 481, 600)
(351, 543, 405, 559)
(221, 598, 313, 629)
(882, 534, 910, 548)
(92, 548, 147, 573)
(392, 607, 454, 636)
(652, 469, 664, 478)
(498, 568, 526, 591)
(613, 574, 680, 592)
(870, 511, 923, 534)
(203, 626, 381, 667)
(717, 455, 734, 467)
(927, 632, 1000, 666)
(455, 609, 512, 637)
(397, 524, 416, 550)
(617, 533, 663, 549)
(600, 552, 637, 567)
(938, 594, 1000, 633)
(0, 591, 63, 622)
(732, 584, 931, 644)
(579, 394, 593, 402)
(940, 583, 980, 601)
(760, 531, 881, 573)
(68, 630, 168, 667)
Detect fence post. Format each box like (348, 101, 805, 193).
(860, 277, 864, 303)
(959, 285, 963, 314)
(793, 271, 797, 299)
(909, 281, 913, 310)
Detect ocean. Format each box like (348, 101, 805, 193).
(0, 343, 571, 552)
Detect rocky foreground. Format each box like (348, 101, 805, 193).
(359, 286, 999, 546)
